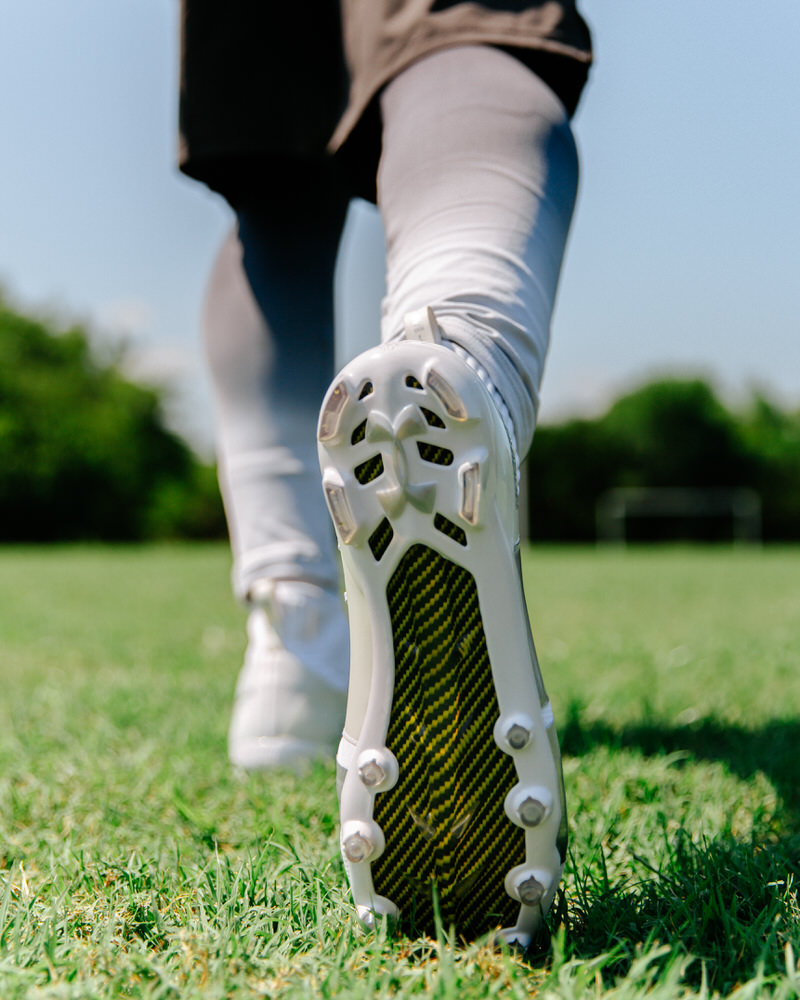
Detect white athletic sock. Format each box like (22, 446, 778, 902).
(378, 44, 580, 456)
(204, 222, 343, 600)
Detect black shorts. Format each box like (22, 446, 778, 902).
(179, 0, 592, 203)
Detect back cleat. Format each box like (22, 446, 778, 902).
(318, 381, 350, 443)
(317, 314, 567, 943)
(322, 473, 359, 544)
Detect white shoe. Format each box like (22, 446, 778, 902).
(317, 309, 567, 946)
(228, 580, 348, 772)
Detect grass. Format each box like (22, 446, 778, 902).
(0, 543, 798, 998)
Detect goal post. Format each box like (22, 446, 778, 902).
(595, 487, 762, 546)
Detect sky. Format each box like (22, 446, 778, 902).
(2, 1, 798, 455)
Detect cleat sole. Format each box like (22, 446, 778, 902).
(318, 341, 566, 942)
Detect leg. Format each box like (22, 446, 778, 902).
(205, 193, 349, 599)
(205, 185, 351, 769)
(318, 45, 578, 941)
(379, 45, 579, 457)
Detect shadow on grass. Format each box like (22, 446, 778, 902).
(555, 829, 799, 993)
(561, 709, 800, 827)
(553, 709, 800, 992)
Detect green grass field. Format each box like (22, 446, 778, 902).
(1, 544, 798, 998)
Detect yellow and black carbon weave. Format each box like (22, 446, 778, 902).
(371, 543, 523, 938)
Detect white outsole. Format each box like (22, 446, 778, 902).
(318, 340, 564, 945)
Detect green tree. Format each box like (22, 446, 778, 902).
(0, 299, 225, 541)
(739, 395, 800, 541)
(601, 379, 754, 489)
(527, 417, 623, 540)
(526, 378, 799, 542)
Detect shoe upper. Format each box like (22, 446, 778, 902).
(228, 580, 348, 772)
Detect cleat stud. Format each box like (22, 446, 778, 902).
(507, 723, 531, 750)
(505, 865, 554, 907)
(358, 758, 385, 789)
(318, 382, 349, 441)
(322, 480, 357, 544)
(458, 461, 482, 525)
(494, 713, 536, 753)
(366, 412, 394, 444)
(341, 819, 385, 863)
(505, 785, 554, 828)
(356, 897, 399, 929)
(394, 405, 428, 440)
(406, 481, 436, 513)
(343, 832, 373, 863)
(517, 875, 545, 907)
(356, 905, 376, 929)
(356, 748, 399, 793)
(518, 797, 547, 827)
(426, 369, 468, 420)
(377, 483, 406, 518)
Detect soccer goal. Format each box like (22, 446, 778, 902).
(595, 487, 762, 546)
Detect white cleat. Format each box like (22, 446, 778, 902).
(318, 310, 567, 943)
(228, 580, 348, 773)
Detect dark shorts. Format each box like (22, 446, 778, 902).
(179, 1, 592, 204)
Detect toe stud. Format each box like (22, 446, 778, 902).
(494, 713, 535, 753)
(458, 460, 482, 525)
(505, 785, 554, 829)
(341, 820, 385, 863)
(517, 875, 546, 906)
(356, 748, 399, 792)
(507, 723, 531, 750)
(343, 832, 372, 863)
(505, 866, 553, 907)
(426, 368, 468, 421)
(519, 797, 547, 827)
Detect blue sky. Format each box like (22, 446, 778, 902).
(2, 2, 798, 453)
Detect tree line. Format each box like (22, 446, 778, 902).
(526, 378, 800, 542)
(0, 298, 225, 541)
(1, 298, 797, 542)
